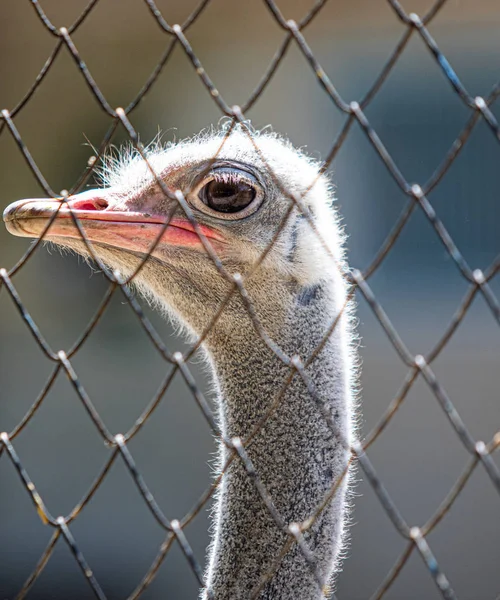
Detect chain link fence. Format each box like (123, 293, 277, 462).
(1, 1, 499, 598)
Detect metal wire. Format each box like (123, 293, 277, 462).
(1, 1, 499, 598)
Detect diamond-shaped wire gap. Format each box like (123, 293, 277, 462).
(0, 124, 45, 219)
(0, 41, 63, 121)
(67, 289, 179, 435)
(428, 296, 500, 444)
(352, 215, 477, 350)
(375, 546, 452, 600)
(329, 124, 416, 273)
(367, 541, 415, 600)
(0, 439, 106, 600)
(356, 270, 477, 423)
(135, 2, 317, 131)
(0, 373, 114, 515)
(68, 0, 169, 109)
(366, 452, 477, 599)
(346, 78, 497, 211)
(354, 448, 458, 599)
(423, 465, 500, 600)
(356, 270, 500, 489)
(348, 133, 480, 302)
(258, 0, 393, 120)
(1, 59, 112, 194)
(366, 372, 473, 518)
(421, 80, 500, 198)
(153, 0, 317, 119)
(279, 9, 452, 137)
(355, 306, 417, 431)
(362, 280, 481, 452)
(0, 285, 60, 433)
(107, 309, 214, 509)
(414, 192, 499, 321)
(7, 448, 119, 599)
(235, 37, 347, 147)
(121, 40, 220, 138)
(418, 16, 500, 97)
(337, 484, 415, 600)
(353, 272, 484, 436)
(1, 0, 106, 121)
(263, 19, 349, 112)
(422, 115, 500, 269)
(122, 401, 213, 562)
(5, 249, 113, 352)
(13, 529, 61, 600)
(11, 537, 96, 600)
(0, 449, 59, 599)
(0, 3, 60, 110)
(117, 1, 217, 116)
(270, 6, 414, 112)
(358, 39, 474, 185)
(111, 437, 214, 597)
(396, 10, 485, 109)
(64, 446, 200, 600)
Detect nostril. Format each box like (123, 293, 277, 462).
(71, 197, 109, 211)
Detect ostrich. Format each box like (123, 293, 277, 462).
(3, 127, 357, 600)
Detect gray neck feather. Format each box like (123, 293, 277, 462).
(202, 278, 353, 600)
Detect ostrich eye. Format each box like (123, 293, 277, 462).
(200, 179, 256, 213)
(193, 166, 264, 220)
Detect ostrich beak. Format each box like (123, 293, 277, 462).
(3, 189, 224, 254)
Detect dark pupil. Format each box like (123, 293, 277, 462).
(203, 180, 256, 213)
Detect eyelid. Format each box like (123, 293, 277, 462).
(200, 167, 258, 188)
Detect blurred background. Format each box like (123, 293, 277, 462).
(1, 1, 499, 598)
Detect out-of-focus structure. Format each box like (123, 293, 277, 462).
(1, 1, 499, 599)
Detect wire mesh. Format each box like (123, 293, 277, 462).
(1, 1, 499, 599)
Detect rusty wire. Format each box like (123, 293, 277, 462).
(1, 0, 499, 599)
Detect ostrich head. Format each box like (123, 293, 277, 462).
(3, 127, 355, 600)
(4, 128, 346, 343)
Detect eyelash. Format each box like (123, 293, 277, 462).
(203, 169, 254, 189)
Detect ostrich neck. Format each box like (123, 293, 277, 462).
(202, 281, 352, 600)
